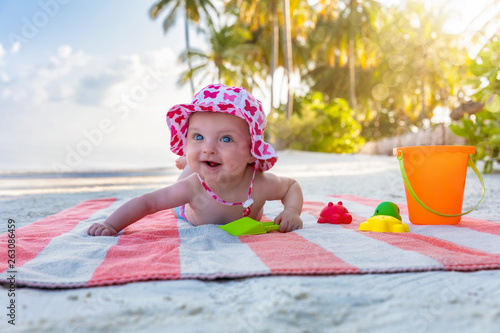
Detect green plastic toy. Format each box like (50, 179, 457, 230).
(372, 201, 402, 220)
(219, 217, 280, 236)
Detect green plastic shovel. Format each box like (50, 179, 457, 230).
(219, 217, 280, 236)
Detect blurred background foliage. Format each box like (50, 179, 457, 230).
(151, 0, 500, 170)
(267, 92, 365, 152)
(450, 37, 500, 172)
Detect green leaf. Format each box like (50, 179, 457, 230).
(449, 124, 468, 138)
(484, 160, 493, 174)
(489, 134, 500, 147)
(484, 94, 500, 113)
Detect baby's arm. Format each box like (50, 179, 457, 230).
(264, 174, 303, 232)
(87, 179, 192, 236)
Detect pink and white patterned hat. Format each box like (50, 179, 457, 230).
(166, 84, 278, 171)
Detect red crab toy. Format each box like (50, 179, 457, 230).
(317, 201, 353, 224)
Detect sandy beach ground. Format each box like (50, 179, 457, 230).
(1, 150, 500, 333)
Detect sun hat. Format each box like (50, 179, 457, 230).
(166, 84, 278, 171)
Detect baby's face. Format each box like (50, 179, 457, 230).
(186, 112, 256, 184)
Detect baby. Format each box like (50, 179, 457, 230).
(87, 84, 303, 236)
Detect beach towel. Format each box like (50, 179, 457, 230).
(1, 194, 500, 289)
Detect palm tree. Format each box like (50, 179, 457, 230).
(339, 0, 380, 113)
(360, 0, 467, 141)
(150, 0, 218, 95)
(281, 0, 293, 118)
(304, 0, 380, 109)
(177, 23, 261, 88)
(224, 0, 310, 118)
(225, 0, 282, 113)
(399, 1, 464, 121)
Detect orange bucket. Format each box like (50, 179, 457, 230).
(393, 146, 485, 225)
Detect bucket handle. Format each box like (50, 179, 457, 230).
(397, 150, 486, 217)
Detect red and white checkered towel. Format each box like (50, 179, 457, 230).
(1, 195, 499, 289)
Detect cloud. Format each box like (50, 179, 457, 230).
(74, 54, 143, 106)
(0, 43, 5, 66)
(40, 45, 90, 80)
(0, 44, 9, 83)
(10, 42, 21, 54)
(0, 72, 9, 82)
(74, 47, 178, 108)
(0, 41, 21, 66)
(0, 44, 91, 106)
(0, 45, 180, 109)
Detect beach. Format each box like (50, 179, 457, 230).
(1, 150, 500, 333)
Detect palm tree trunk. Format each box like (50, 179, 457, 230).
(282, 0, 293, 119)
(270, 5, 279, 114)
(419, 29, 426, 121)
(348, 0, 358, 113)
(348, 38, 358, 112)
(420, 80, 426, 121)
(184, 9, 195, 96)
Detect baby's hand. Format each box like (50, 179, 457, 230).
(274, 209, 303, 233)
(87, 222, 118, 237)
(175, 157, 187, 170)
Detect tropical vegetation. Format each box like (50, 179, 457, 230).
(149, 0, 500, 171)
(450, 36, 500, 173)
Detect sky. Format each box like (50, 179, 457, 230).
(0, 0, 198, 172)
(0, 0, 497, 173)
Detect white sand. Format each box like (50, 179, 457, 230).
(1, 150, 500, 333)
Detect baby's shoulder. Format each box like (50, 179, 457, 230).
(172, 173, 200, 194)
(254, 171, 293, 201)
(255, 170, 281, 187)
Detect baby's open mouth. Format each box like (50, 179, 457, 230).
(204, 161, 221, 168)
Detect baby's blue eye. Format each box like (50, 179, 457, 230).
(195, 134, 203, 140)
(221, 136, 232, 143)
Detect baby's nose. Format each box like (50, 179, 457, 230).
(202, 142, 216, 155)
